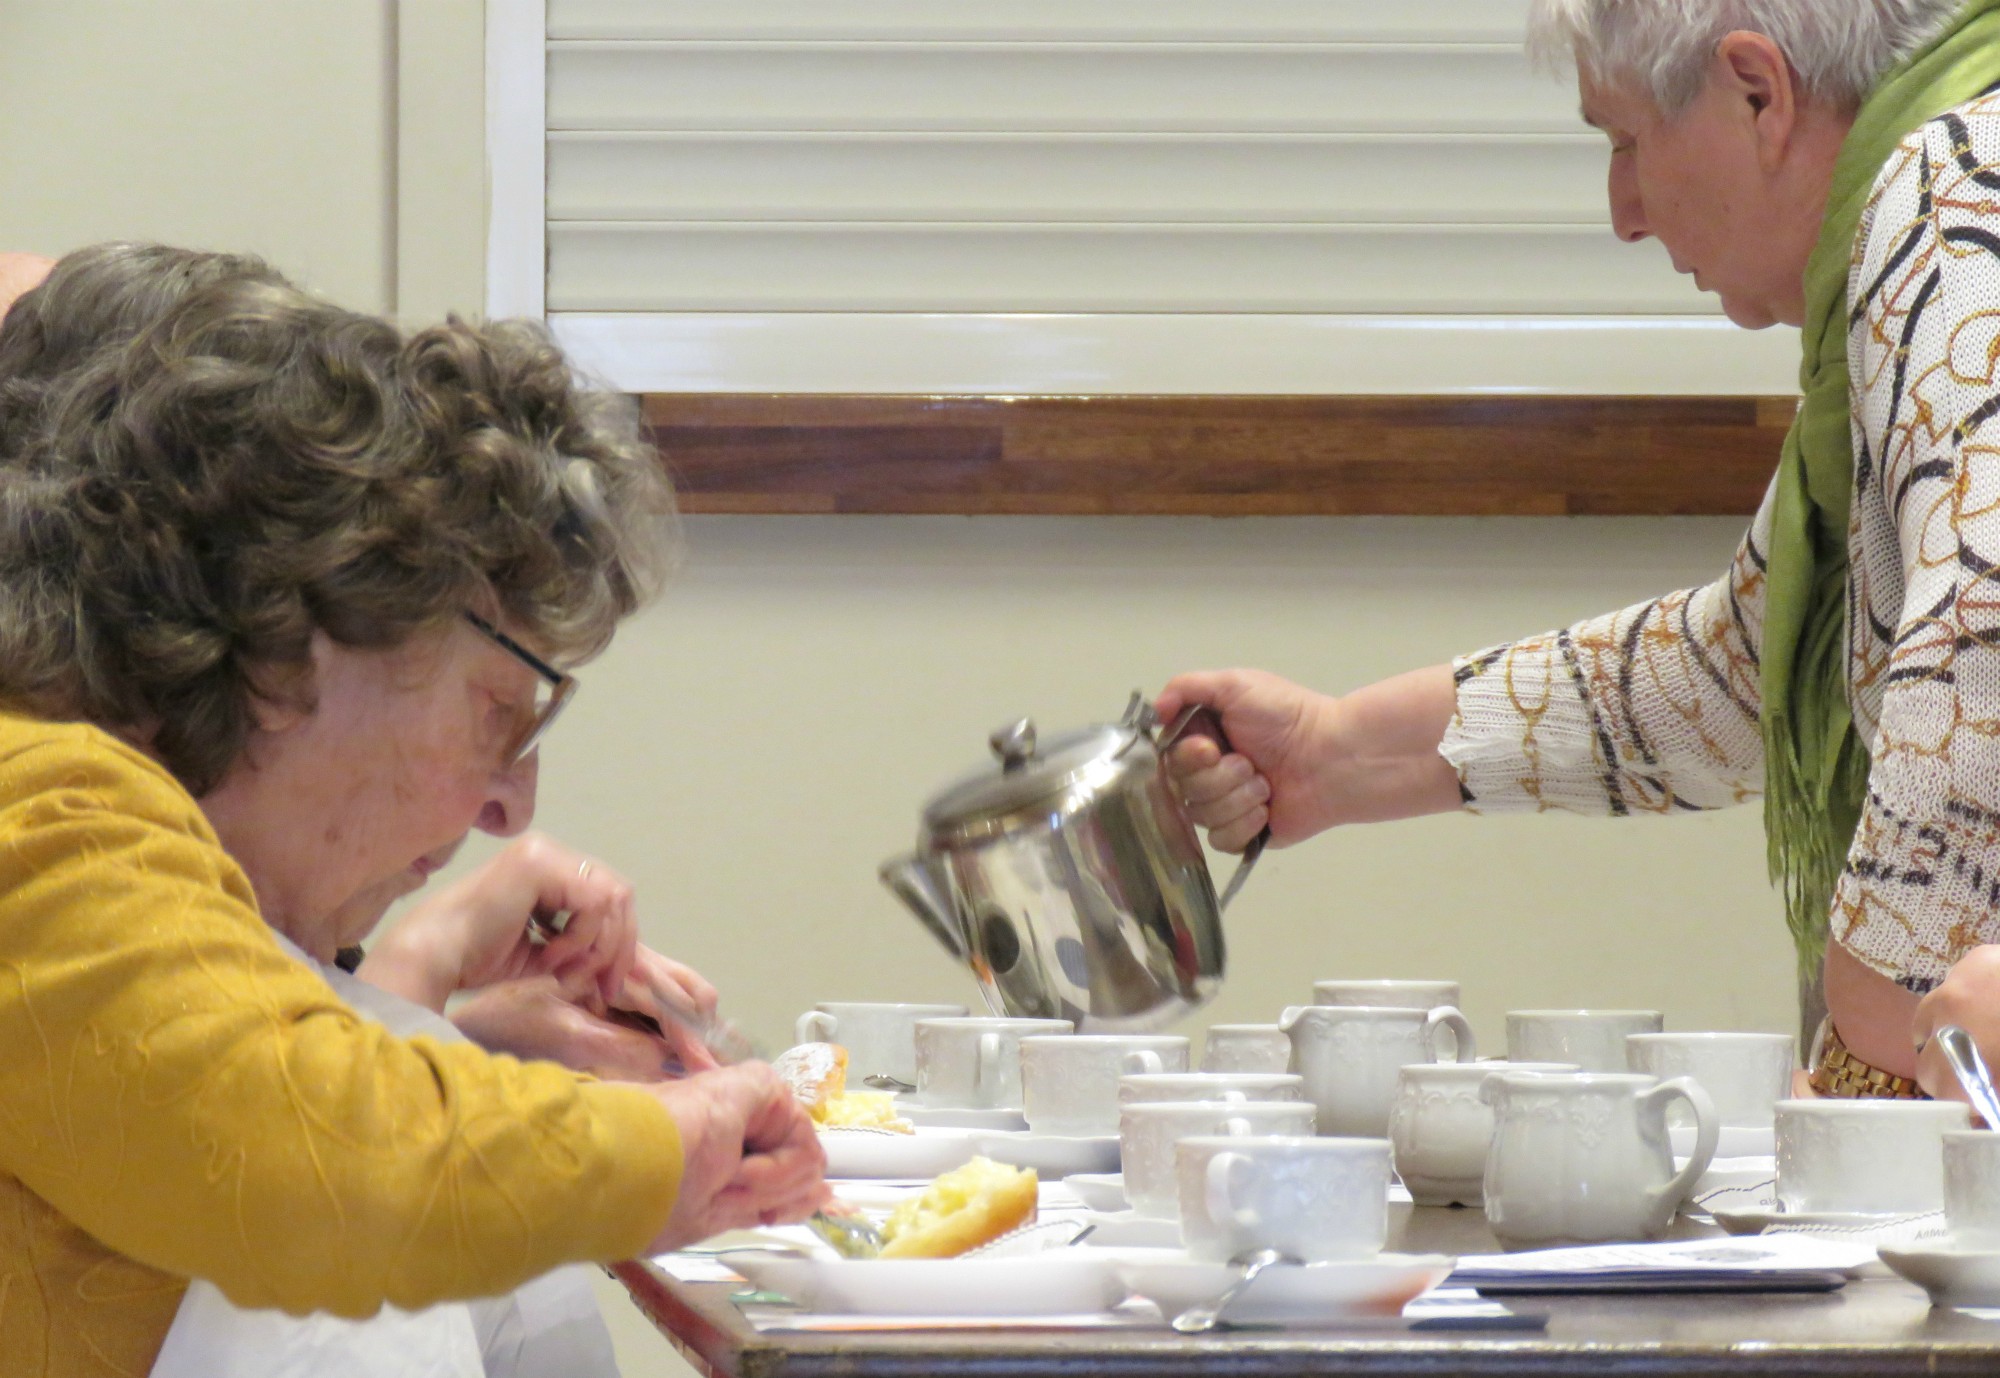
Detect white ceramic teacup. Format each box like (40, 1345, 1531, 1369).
(793, 1002, 968, 1085)
(1506, 1009, 1663, 1072)
(1312, 979, 1461, 1011)
(1944, 1129, 2000, 1248)
(1020, 1034, 1191, 1135)
(1201, 1024, 1293, 1074)
(1176, 1134, 1391, 1263)
(1482, 1071, 1718, 1249)
(1118, 1071, 1305, 1107)
(1774, 1098, 1971, 1216)
(1386, 1060, 1581, 1207)
(1625, 1032, 1796, 1130)
(912, 1016, 1073, 1110)
(1280, 1003, 1477, 1137)
(1118, 1099, 1318, 1219)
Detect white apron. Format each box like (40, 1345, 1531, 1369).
(151, 941, 620, 1378)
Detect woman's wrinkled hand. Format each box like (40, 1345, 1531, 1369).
(449, 974, 686, 1081)
(645, 1063, 831, 1251)
(1154, 665, 1462, 853)
(572, 945, 727, 1075)
(363, 832, 644, 1013)
(1913, 945, 2000, 1107)
(1153, 668, 1346, 852)
(623, 946, 723, 1073)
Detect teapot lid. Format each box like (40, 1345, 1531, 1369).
(920, 713, 1151, 835)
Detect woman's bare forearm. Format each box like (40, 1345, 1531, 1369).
(1823, 939, 1920, 1077)
(1320, 664, 1465, 825)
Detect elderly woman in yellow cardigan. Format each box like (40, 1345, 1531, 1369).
(0, 249, 825, 1375)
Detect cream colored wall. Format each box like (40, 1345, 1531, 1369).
(0, 0, 400, 313)
(503, 514, 1791, 1048)
(0, 4, 1796, 1370)
(0, 0, 486, 321)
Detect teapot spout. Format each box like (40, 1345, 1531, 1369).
(878, 852, 968, 961)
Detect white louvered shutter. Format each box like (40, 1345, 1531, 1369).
(508, 0, 1799, 394)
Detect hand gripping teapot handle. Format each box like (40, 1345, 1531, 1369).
(1155, 701, 1271, 912)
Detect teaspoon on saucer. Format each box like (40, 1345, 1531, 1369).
(1936, 1025, 2000, 1128)
(1171, 1248, 1294, 1334)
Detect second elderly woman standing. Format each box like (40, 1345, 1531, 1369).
(0, 260, 826, 1375)
(1160, 0, 2000, 1101)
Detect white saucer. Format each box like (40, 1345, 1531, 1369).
(1064, 1172, 1129, 1213)
(1879, 1240, 2000, 1307)
(1681, 1157, 1776, 1214)
(1075, 1210, 1183, 1249)
(897, 1102, 1031, 1132)
(820, 1126, 979, 1180)
(1711, 1204, 1918, 1236)
(1115, 1249, 1455, 1324)
(727, 1250, 1130, 1316)
(973, 1130, 1121, 1177)
(1670, 1124, 1776, 1159)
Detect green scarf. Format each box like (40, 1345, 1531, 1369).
(1764, 0, 2000, 976)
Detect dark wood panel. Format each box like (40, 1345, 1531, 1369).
(641, 394, 1794, 516)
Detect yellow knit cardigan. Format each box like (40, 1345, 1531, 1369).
(0, 711, 682, 1376)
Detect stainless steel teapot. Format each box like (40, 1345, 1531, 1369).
(878, 693, 1265, 1031)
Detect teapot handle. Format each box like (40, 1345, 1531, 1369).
(1155, 701, 1270, 913)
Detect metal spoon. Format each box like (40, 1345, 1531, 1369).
(806, 1210, 885, 1259)
(1171, 1247, 1293, 1334)
(862, 1074, 917, 1093)
(1934, 1025, 2000, 1128)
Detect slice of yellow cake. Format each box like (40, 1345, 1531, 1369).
(878, 1157, 1038, 1259)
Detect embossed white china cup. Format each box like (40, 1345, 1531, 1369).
(1943, 1129, 2000, 1248)
(1312, 979, 1461, 1011)
(1773, 1098, 1971, 1215)
(1201, 1024, 1293, 1074)
(1020, 1034, 1191, 1135)
(1280, 1003, 1477, 1137)
(1117, 1071, 1305, 1107)
(1624, 1032, 1796, 1130)
(1387, 1061, 1581, 1207)
(912, 1016, 1073, 1109)
(1481, 1071, 1719, 1249)
(1505, 1009, 1663, 1072)
(1119, 1099, 1318, 1219)
(793, 1002, 967, 1085)
(1175, 1134, 1392, 1263)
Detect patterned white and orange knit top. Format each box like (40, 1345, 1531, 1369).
(1442, 93, 2000, 996)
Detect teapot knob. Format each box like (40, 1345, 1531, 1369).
(990, 718, 1037, 770)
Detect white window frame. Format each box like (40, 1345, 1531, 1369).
(483, 3, 1798, 396)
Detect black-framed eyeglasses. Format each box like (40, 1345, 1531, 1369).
(463, 611, 577, 765)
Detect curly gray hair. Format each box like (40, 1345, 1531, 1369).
(1527, 0, 1964, 114)
(0, 243, 288, 456)
(0, 245, 677, 794)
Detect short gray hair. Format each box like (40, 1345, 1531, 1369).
(1527, 0, 1964, 114)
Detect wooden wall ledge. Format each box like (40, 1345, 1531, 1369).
(643, 394, 1796, 517)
